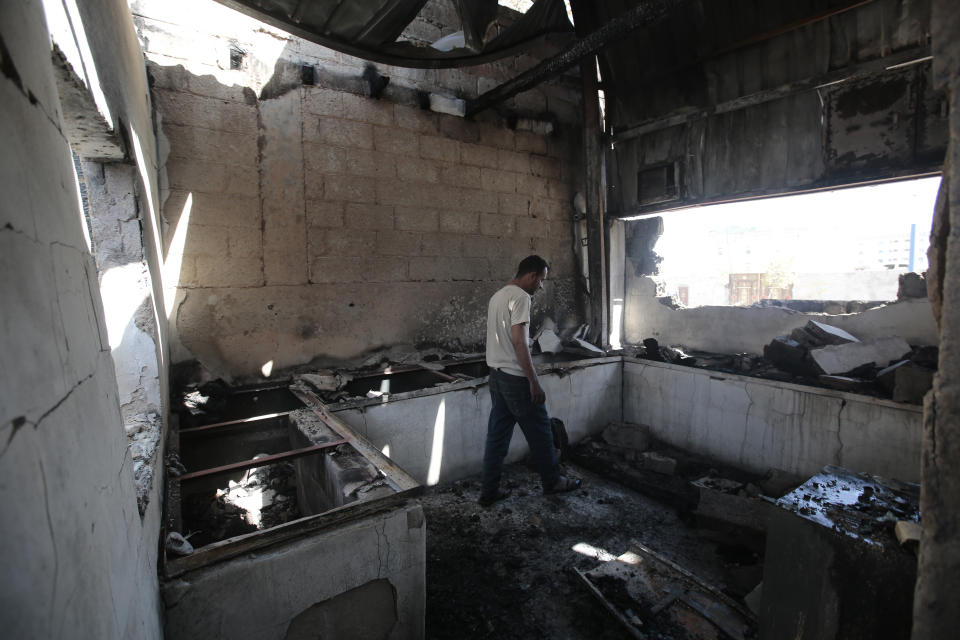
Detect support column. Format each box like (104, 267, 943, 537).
(581, 57, 608, 347)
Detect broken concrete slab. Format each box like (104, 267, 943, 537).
(876, 360, 911, 393)
(763, 335, 812, 376)
(601, 422, 651, 451)
(536, 328, 563, 354)
(805, 320, 859, 346)
(640, 451, 676, 475)
(898, 272, 927, 299)
(891, 363, 934, 404)
(808, 336, 911, 375)
(818, 375, 872, 393)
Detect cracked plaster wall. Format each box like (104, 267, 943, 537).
(1, 1, 166, 637)
(134, 0, 587, 380)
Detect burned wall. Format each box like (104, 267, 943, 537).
(602, 0, 944, 216)
(134, 0, 586, 380)
(0, 0, 166, 637)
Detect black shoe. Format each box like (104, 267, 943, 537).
(478, 490, 511, 507)
(544, 475, 581, 495)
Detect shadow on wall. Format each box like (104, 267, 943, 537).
(149, 32, 585, 381)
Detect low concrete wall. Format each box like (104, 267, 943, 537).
(332, 359, 623, 485)
(163, 501, 425, 640)
(623, 358, 922, 482)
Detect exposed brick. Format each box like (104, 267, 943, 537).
(481, 213, 515, 236)
(438, 116, 481, 143)
(310, 256, 363, 283)
(439, 210, 480, 234)
(374, 126, 421, 155)
(163, 122, 258, 166)
(344, 203, 394, 230)
(530, 154, 562, 179)
(363, 256, 409, 282)
(458, 188, 499, 213)
(346, 148, 396, 179)
(440, 165, 481, 189)
(154, 89, 257, 134)
(341, 93, 395, 126)
(395, 206, 439, 232)
(324, 175, 377, 203)
(394, 104, 438, 134)
(419, 232, 464, 257)
(310, 228, 377, 257)
(376, 230, 421, 256)
(514, 131, 548, 155)
(409, 256, 489, 281)
(302, 88, 343, 117)
(497, 149, 530, 174)
(396, 157, 440, 184)
(304, 144, 348, 175)
(516, 173, 550, 198)
(480, 168, 517, 193)
(460, 143, 499, 168)
(500, 193, 532, 216)
(306, 200, 345, 228)
(165, 160, 259, 197)
(226, 226, 261, 258)
(305, 117, 374, 149)
(419, 135, 459, 162)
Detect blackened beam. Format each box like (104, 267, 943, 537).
(179, 411, 293, 436)
(612, 45, 933, 142)
(465, 0, 680, 118)
(178, 440, 347, 482)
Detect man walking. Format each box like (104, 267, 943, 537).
(478, 255, 581, 506)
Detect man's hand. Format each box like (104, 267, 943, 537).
(529, 380, 546, 405)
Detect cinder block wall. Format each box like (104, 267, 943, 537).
(135, 0, 586, 379)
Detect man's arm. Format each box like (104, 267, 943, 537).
(511, 322, 545, 404)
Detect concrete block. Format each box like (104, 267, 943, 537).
(396, 157, 440, 184)
(374, 230, 421, 257)
(345, 149, 396, 179)
(182, 223, 229, 256)
(806, 320, 859, 346)
(515, 131, 548, 155)
(304, 143, 348, 175)
(439, 164, 481, 189)
(876, 360, 910, 393)
(601, 422, 651, 451)
(306, 201, 345, 229)
(480, 168, 517, 193)
(325, 176, 378, 204)
(438, 115, 481, 143)
(344, 203, 394, 230)
(310, 229, 377, 257)
(373, 126, 420, 155)
(763, 335, 811, 376)
(190, 255, 263, 287)
(362, 257, 409, 282)
(419, 135, 459, 162)
(302, 88, 343, 117)
(309, 256, 363, 283)
(163, 122, 258, 166)
(515, 216, 542, 237)
(306, 117, 374, 149)
(498, 149, 531, 174)
(460, 143, 500, 168)
(154, 88, 257, 133)
(457, 188, 499, 214)
(897, 272, 927, 299)
(165, 159, 260, 197)
(419, 232, 464, 258)
(515, 173, 550, 197)
(480, 213, 515, 236)
(429, 94, 467, 117)
(394, 104, 438, 134)
(891, 364, 934, 404)
(499, 193, 532, 216)
(640, 451, 677, 475)
(409, 256, 489, 281)
(341, 93, 394, 126)
(809, 336, 912, 375)
(227, 226, 261, 258)
(394, 206, 439, 232)
(474, 122, 516, 150)
(439, 210, 480, 234)
(530, 154, 562, 179)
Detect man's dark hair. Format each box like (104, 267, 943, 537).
(516, 255, 548, 277)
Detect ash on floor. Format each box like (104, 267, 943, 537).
(422, 462, 762, 640)
(181, 459, 300, 549)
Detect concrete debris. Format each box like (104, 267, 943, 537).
(165, 532, 194, 556)
(763, 336, 812, 376)
(818, 375, 873, 393)
(640, 451, 676, 475)
(536, 328, 563, 354)
(897, 272, 927, 299)
(299, 371, 352, 392)
(808, 335, 911, 375)
(876, 360, 911, 393)
(891, 363, 934, 404)
(895, 520, 922, 548)
(571, 337, 604, 354)
(803, 320, 860, 346)
(601, 422, 651, 451)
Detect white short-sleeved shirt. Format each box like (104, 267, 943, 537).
(485, 284, 531, 377)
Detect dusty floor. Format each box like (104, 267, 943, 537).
(421, 461, 762, 639)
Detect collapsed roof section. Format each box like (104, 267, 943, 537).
(213, 0, 575, 67)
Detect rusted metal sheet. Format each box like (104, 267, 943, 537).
(178, 440, 348, 482)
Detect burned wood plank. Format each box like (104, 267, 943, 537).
(582, 58, 609, 347)
(178, 440, 348, 482)
(465, 0, 678, 117)
(291, 385, 421, 492)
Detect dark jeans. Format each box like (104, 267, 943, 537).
(481, 369, 560, 497)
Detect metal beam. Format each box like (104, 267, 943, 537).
(179, 411, 293, 436)
(178, 440, 347, 482)
(465, 0, 679, 117)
